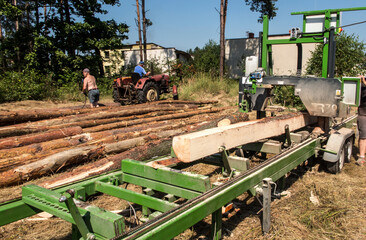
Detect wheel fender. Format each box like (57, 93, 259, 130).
(323, 128, 354, 162)
(135, 78, 148, 90)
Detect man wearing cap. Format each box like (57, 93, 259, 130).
(82, 68, 100, 108)
(134, 61, 150, 77)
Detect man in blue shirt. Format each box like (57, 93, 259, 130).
(134, 61, 150, 77)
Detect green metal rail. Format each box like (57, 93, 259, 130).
(119, 138, 320, 239)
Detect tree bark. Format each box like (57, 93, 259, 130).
(83, 108, 220, 132)
(0, 103, 194, 126)
(135, 0, 143, 62)
(40, 138, 173, 189)
(142, 0, 147, 61)
(0, 129, 183, 186)
(38, 112, 243, 188)
(219, 0, 228, 80)
(0, 126, 83, 150)
(0, 112, 221, 171)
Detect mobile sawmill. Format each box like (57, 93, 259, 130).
(1, 7, 366, 240)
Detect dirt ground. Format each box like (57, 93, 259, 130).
(0, 100, 365, 240)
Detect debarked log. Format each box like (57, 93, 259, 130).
(172, 112, 318, 162)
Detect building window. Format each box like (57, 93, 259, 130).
(105, 51, 110, 59)
(105, 66, 111, 75)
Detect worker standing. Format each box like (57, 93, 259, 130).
(134, 61, 151, 77)
(82, 68, 100, 108)
(357, 75, 366, 166)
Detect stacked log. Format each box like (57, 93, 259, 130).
(0, 100, 245, 187)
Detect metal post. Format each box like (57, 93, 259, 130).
(262, 178, 272, 234)
(211, 209, 222, 240)
(328, 27, 336, 78)
(284, 124, 292, 147)
(220, 146, 232, 177)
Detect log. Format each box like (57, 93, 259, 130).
(38, 112, 242, 188)
(153, 100, 218, 105)
(172, 112, 318, 162)
(0, 126, 83, 150)
(0, 129, 184, 186)
(0, 104, 121, 126)
(0, 106, 190, 138)
(83, 108, 220, 132)
(40, 138, 173, 189)
(0, 112, 225, 171)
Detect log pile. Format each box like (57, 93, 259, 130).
(0, 100, 244, 187)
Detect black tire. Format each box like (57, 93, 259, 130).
(113, 88, 120, 103)
(344, 137, 354, 163)
(137, 90, 146, 103)
(143, 82, 159, 102)
(326, 144, 346, 174)
(173, 93, 179, 100)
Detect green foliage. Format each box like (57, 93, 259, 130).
(245, 0, 278, 22)
(178, 73, 238, 104)
(0, 0, 129, 78)
(273, 86, 305, 110)
(144, 58, 163, 75)
(188, 40, 220, 77)
(306, 33, 366, 77)
(169, 60, 196, 85)
(0, 71, 55, 102)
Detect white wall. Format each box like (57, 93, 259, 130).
(225, 36, 318, 78)
(125, 48, 177, 73)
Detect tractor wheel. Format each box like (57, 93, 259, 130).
(326, 143, 346, 174)
(137, 90, 146, 103)
(143, 82, 159, 102)
(113, 89, 120, 103)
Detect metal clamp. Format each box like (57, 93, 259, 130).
(59, 189, 95, 240)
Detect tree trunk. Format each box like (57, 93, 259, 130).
(83, 108, 220, 132)
(40, 138, 173, 189)
(38, 112, 244, 188)
(219, 0, 228, 80)
(0, 126, 83, 150)
(0, 112, 223, 171)
(135, 0, 143, 62)
(142, 0, 147, 61)
(35, 0, 40, 33)
(0, 130, 183, 186)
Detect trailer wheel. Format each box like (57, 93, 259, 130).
(344, 137, 354, 163)
(326, 144, 346, 174)
(143, 82, 159, 102)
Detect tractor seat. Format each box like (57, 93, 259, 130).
(131, 73, 141, 85)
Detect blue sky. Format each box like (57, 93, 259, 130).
(102, 0, 366, 52)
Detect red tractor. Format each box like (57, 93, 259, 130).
(112, 73, 178, 105)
